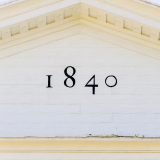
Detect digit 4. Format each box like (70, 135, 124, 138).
(85, 75, 98, 95)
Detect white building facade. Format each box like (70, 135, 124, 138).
(0, 0, 160, 159)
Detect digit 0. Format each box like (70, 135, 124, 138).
(64, 66, 76, 88)
(105, 75, 117, 87)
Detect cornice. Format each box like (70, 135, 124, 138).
(0, 137, 160, 153)
(0, 21, 160, 62)
(0, 3, 159, 47)
(99, 0, 160, 22)
(0, 0, 63, 21)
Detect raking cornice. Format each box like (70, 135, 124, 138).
(0, 0, 160, 45)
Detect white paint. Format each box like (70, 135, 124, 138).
(0, 30, 160, 137)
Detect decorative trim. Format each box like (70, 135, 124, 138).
(0, 0, 63, 22)
(0, 137, 160, 153)
(0, 21, 160, 62)
(0, 3, 160, 45)
(0, 3, 80, 40)
(98, 0, 160, 22)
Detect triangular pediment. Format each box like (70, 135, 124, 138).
(0, 27, 160, 137)
(0, 0, 160, 139)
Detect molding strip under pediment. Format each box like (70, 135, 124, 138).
(0, 137, 160, 153)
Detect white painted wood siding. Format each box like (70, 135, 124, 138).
(0, 31, 160, 137)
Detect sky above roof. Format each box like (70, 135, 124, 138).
(148, 0, 160, 4)
(0, 0, 160, 4)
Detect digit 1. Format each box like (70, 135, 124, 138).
(46, 75, 53, 88)
(85, 75, 98, 95)
(105, 75, 117, 87)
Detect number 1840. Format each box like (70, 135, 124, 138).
(46, 66, 117, 95)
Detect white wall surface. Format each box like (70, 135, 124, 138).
(0, 28, 160, 137)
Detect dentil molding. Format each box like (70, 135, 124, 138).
(0, 2, 160, 45)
